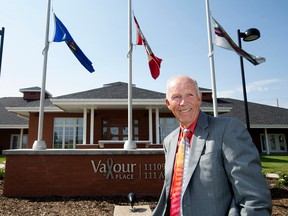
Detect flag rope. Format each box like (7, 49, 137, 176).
(42, 42, 50, 55)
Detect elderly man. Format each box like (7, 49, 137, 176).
(152, 75, 272, 216)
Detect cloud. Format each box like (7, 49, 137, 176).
(246, 79, 282, 93)
(218, 79, 282, 98)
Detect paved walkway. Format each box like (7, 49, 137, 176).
(114, 205, 152, 216)
(0, 162, 5, 169)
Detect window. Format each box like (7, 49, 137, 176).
(159, 118, 178, 143)
(260, 134, 287, 153)
(10, 134, 28, 149)
(53, 118, 83, 149)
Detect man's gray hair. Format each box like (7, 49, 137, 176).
(166, 75, 200, 99)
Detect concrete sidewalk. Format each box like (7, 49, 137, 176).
(114, 205, 151, 216)
(0, 162, 5, 169)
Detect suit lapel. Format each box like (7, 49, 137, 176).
(165, 127, 180, 198)
(182, 112, 209, 193)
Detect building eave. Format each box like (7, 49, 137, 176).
(0, 124, 29, 129)
(5, 106, 64, 117)
(51, 98, 165, 104)
(200, 106, 232, 113)
(50, 98, 167, 112)
(252, 124, 288, 129)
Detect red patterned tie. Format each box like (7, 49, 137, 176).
(170, 129, 191, 216)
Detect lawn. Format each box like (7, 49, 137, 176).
(260, 155, 288, 173)
(0, 156, 5, 164)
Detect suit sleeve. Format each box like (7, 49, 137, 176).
(221, 118, 272, 215)
(152, 138, 170, 216)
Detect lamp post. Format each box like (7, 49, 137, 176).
(237, 28, 260, 131)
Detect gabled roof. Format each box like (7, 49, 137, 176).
(54, 82, 166, 99)
(219, 98, 288, 128)
(50, 82, 167, 112)
(55, 82, 212, 100)
(0, 97, 28, 128)
(51, 82, 231, 112)
(4, 97, 60, 118)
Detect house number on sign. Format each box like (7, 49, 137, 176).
(143, 163, 165, 179)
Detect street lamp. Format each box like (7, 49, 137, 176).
(237, 28, 261, 131)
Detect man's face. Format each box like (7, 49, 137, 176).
(165, 77, 202, 128)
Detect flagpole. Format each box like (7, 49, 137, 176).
(32, 0, 51, 150)
(205, 0, 218, 117)
(0, 27, 5, 75)
(124, 0, 136, 149)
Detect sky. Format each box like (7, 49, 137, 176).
(0, 0, 288, 108)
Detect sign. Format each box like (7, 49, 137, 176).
(91, 158, 165, 180)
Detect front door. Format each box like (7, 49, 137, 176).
(102, 118, 138, 140)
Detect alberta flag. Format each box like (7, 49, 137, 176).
(134, 15, 162, 79)
(212, 17, 265, 66)
(53, 14, 95, 73)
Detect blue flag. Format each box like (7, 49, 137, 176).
(53, 14, 95, 73)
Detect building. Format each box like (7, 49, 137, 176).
(1, 82, 288, 154)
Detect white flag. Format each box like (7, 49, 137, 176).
(212, 17, 265, 65)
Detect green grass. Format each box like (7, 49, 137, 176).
(261, 155, 288, 173)
(0, 156, 6, 164)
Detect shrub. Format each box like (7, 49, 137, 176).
(0, 169, 4, 180)
(275, 171, 288, 187)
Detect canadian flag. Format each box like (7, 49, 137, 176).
(134, 15, 162, 79)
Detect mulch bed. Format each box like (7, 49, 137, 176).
(0, 179, 287, 215)
(268, 179, 288, 215)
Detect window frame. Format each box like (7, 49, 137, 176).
(53, 117, 83, 149)
(260, 133, 287, 153)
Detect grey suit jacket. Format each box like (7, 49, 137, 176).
(152, 111, 272, 216)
